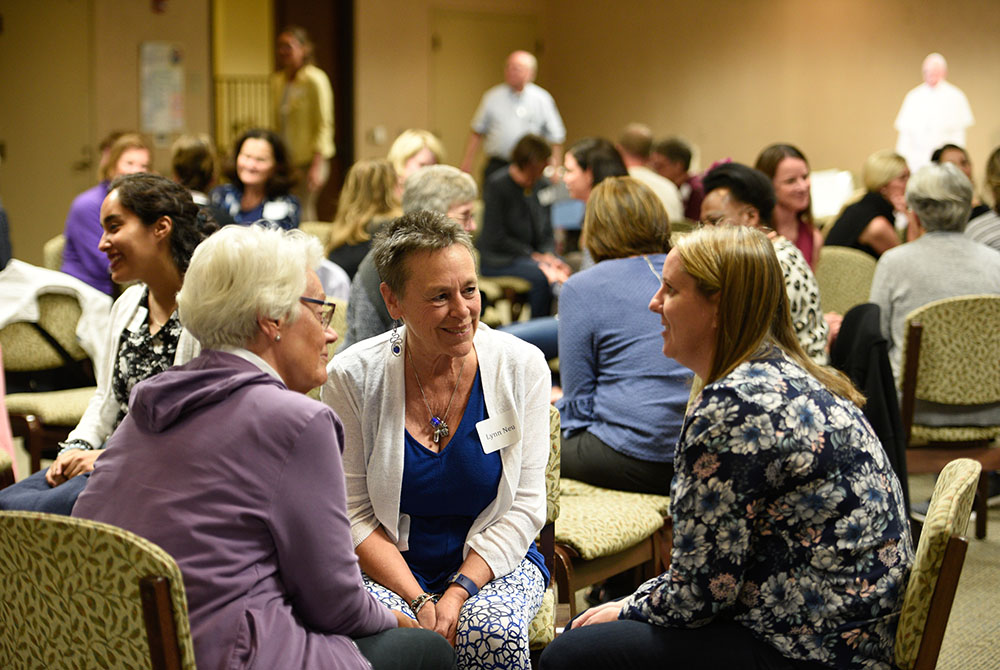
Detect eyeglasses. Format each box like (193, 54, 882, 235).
(299, 296, 336, 329)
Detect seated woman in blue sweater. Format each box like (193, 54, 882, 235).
(556, 177, 691, 495)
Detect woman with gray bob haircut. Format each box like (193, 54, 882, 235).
(905, 161, 973, 234)
(870, 162, 1000, 386)
(74, 223, 457, 670)
(325, 210, 551, 669)
(402, 165, 478, 228)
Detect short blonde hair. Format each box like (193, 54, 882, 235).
(178, 225, 322, 350)
(675, 226, 862, 405)
(387, 129, 445, 179)
(862, 150, 908, 192)
(583, 177, 671, 263)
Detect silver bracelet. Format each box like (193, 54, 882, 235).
(57, 439, 94, 457)
(410, 592, 434, 615)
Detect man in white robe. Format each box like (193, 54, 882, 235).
(895, 53, 974, 172)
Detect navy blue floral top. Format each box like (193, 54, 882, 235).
(621, 346, 914, 670)
(210, 184, 300, 230)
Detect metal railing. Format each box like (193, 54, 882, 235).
(213, 75, 270, 154)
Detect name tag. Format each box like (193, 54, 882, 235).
(262, 200, 290, 222)
(476, 410, 520, 453)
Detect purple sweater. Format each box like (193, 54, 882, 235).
(61, 181, 113, 295)
(73, 350, 395, 670)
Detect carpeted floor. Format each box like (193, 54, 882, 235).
(909, 474, 1000, 670)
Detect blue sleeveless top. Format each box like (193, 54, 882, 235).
(400, 369, 549, 592)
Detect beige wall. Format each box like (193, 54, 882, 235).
(353, 0, 543, 161)
(1, 0, 213, 265)
(94, 0, 213, 175)
(543, 0, 1000, 178)
(213, 0, 273, 76)
(355, 0, 1000, 184)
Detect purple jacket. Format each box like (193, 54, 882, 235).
(61, 181, 113, 295)
(73, 350, 395, 670)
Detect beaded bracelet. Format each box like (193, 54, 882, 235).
(410, 592, 434, 615)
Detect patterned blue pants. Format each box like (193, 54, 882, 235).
(363, 557, 545, 670)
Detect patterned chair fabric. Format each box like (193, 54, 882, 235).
(0, 293, 90, 371)
(894, 458, 980, 670)
(528, 405, 561, 650)
(0, 510, 197, 670)
(544, 404, 561, 525)
(5, 386, 96, 425)
(556, 480, 670, 560)
(902, 295, 1000, 406)
(814, 246, 877, 315)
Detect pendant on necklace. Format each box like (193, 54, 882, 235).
(430, 416, 449, 444)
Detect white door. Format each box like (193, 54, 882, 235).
(0, 0, 94, 266)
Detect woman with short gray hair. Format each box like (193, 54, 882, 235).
(905, 161, 973, 234)
(870, 162, 1000, 388)
(178, 225, 323, 351)
(325, 210, 551, 670)
(74, 224, 456, 670)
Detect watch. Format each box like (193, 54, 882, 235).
(448, 572, 479, 597)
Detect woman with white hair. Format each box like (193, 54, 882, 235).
(869, 161, 1000, 386)
(73, 225, 456, 670)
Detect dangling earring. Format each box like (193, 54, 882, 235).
(389, 320, 402, 357)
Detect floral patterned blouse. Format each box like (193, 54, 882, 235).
(620, 346, 914, 670)
(109, 290, 183, 430)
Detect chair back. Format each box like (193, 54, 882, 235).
(43, 234, 66, 271)
(0, 293, 90, 372)
(545, 405, 561, 529)
(0, 511, 197, 670)
(894, 458, 980, 670)
(814, 246, 877, 315)
(901, 295, 1000, 407)
(299, 220, 333, 245)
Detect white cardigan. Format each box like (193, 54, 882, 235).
(67, 284, 200, 448)
(323, 324, 550, 580)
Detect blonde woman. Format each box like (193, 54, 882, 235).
(541, 225, 913, 670)
(825, 150, 910, 258)
(387, 129, 445, 190)
(325, 159, 401, 279)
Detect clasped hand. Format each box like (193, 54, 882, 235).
(45, 449, 101, 487)
(405, 589, 463, 646)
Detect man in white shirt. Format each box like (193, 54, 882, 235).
(616, 123, 684, 223)
(460, 51, 565, 182)
(895, 53, 974, 172)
